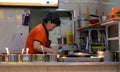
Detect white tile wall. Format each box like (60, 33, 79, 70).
(0, 8, 29, 53)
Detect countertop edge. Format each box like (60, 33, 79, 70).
(0, 62, 119, 66)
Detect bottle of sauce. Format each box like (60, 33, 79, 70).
(66, 30, 73, 45)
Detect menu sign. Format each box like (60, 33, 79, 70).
(0, 0, 58, 7)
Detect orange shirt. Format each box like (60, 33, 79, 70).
(25, 24, 48, 54)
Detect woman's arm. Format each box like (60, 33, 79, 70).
(33, 41, 59, 54)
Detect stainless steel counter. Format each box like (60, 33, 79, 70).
(0, 62, 119, 66)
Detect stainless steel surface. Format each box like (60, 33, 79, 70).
(61, 57, 101, 62)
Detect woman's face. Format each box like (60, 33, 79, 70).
(46, 21, 57, 31)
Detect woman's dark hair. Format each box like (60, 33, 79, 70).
(43, 11, 61, 26)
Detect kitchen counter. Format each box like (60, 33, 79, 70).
(0, 62, 119, 72)
(0, 62, 119, 66)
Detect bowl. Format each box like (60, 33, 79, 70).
(88, 19, 99, 24)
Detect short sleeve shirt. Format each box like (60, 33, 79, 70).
(25, 24, 48, 54)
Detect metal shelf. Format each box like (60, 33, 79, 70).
(102, 18, 120, 51)
(107, 37, 119, 41)
(78, 18, 120, 52)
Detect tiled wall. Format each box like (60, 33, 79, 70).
(0, 8, 29, 53)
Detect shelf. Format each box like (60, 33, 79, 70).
(107, 37, 119, 41)
(77, 18, 120, 31)
(92, 43, 105, 45)
(77, 22, 102, 31)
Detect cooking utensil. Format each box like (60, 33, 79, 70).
(5, 47, 10, 54)
(26, 48, 29, 54)
(40, 45, 45, 54)
(21, 48, 24, 54)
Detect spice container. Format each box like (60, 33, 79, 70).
(7, 54, 19, 62)
(21, 54, 33, 62)
(46, 54, 58, 62)
(0, 54, 6, 62)
(33, 54, 45, 62)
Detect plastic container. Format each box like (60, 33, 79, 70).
(21, 54, 33, 62)
(33, 54, 45, 62)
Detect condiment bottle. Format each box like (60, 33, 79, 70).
(66, 30, 73, 45)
